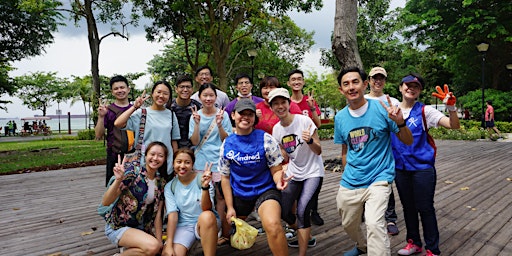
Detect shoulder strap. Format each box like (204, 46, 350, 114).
(422, 105, 437, 157)
(135, 108, 147, 158)
(107, 104, 123, 117)
(170, 171, 203, 194)
(195, 120, 217, 153)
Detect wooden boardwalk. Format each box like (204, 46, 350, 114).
(1, 140, 511, 256)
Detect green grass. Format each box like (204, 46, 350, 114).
(0, 140, 106, 174)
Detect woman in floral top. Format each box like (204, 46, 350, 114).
(102, 141, 169, 255)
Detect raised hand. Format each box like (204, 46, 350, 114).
(191, 105, 201, 124)
(216, 107, 225, 125)
(432, 84, 456, 106)
(302, 123, 313, 144)
(97, 98, 108, 117)
(306, 91, 316, 109)
(113, 155, 126, 181)
(256, 108, 262, 118)
(380, 95, 405, 125)
(133, 89, 150, 109)
(277, 172, 293, 191)
(202, 162, 213, 187)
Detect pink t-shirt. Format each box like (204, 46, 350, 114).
(485, 105, 494, 121)
(255, 101, 302, 134)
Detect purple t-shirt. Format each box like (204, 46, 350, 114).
(225, 96, 264, 116)
(104, 103, 132, 151)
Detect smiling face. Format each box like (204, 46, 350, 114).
(400, 82, 422, 101)
(338, 71, 368, 109)
(152, 83, 171, 107)
(176, 81, 193, 100)
(369, 74, 386, 95)
(195, 68, 213, 85)
(111, 81, 130, 100)
(199, 87, 217, 108)
(261, 84, 278, 101)
(270, 97, 290, 119)
(173, 152, 194, 178)
(232, 109, 256, 133)
(145, 144, 167, 171)
(236, 77, 253, 96)
(287, 73, 305, 92)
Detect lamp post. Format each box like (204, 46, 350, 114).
(247, 49, 257, 94)
(477, 43, 489, 128)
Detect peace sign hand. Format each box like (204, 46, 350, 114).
(97, 98, 108, 117)
(216, 107, 225, 125)
(113, 155, 127, 181)
(379, 95, 404, 124)
(191, 105, 201, 124)
(201, 162, 213, 187)
(306, 91, 316, 109)
(134, 89, 150, 109)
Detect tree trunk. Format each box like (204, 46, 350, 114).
(84, 0, 100, 125)
(332, 0, 363, 71)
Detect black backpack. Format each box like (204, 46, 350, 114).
(108, 104, 135, 154)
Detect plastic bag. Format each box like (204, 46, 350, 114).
(230, 217, 258, 250)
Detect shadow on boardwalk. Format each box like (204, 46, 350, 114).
(0, 140, 511, 256)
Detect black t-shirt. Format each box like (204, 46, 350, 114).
(169, 99, 202, 149)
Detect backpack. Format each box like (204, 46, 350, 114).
(108, 104, 135, 154)
(97, 176, 118, 218)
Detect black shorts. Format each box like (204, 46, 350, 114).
(233, 189, 281, 217)
(486, 120, 495, 128)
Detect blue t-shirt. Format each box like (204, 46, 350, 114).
(189, 109, 233, 174)
(218, 129, 283, 200)
(126, 108, 180, 175)
(334, 99, 398, 189)
(164, 173, 215, 227)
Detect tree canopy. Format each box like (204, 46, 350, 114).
(14, 72, 68, 116)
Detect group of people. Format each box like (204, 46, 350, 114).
(96, 64, 461, 256)
(96, 67, 326, 256)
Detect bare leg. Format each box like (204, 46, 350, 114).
(258, 200, 288, 256)
(118, 228, 162, 256)
(297, 227, 311, 256)
(198, 211, 218, 256)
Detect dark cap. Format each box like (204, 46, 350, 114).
(401, 75, 423, 88)
(234, 98, 256, 113)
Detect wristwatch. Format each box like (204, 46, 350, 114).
(307, 138, 314, 144)
(201, 185, 210, 191)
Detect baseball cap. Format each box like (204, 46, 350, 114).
(234, 98, 256, 113)
(369, 67, 387, 77)
(268, 87, 290, 104)
(401, 75, 423, 88)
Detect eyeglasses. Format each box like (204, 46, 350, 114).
(178, 85, 192, 90)
(198, 72, 211, 77)
(371, 76, 386, 82)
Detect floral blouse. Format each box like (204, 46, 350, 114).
(106, 166, 166, 233)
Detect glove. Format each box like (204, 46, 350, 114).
(432, 84, 457, 106)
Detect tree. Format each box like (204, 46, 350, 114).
(304, 71, 344, 113)
(61, 0, 140, 124)
(14, 72, 68, 116)
(0, 0, 63, 105)
(332, 0, 362, 70)
(402, 0, 512, 91)
(135, 0, 321, 91)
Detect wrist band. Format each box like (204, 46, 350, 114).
(446, 105, 457, 112)
(397, 122, 406, 128)
(201, 185, 210, 191)
(307, 138, 314, 144)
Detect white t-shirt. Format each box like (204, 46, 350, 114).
(402, 105, 445, 129)
(365, 94, 400, 106)
(272, 115, 324, 181)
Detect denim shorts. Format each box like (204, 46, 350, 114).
(105, 224, 130, 246)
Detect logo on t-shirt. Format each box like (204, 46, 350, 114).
(226, 150, 261, 165)
(281, 134, 302, 154)
(349, 127, 373, 152)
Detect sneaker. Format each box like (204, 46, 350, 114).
(284, 226, 296, 240)
(397, 239, 422, 255)
(288, 237, 317, 248)
(344, 246, 366, 256)
(247, 210, 261, 222)
(257, 227, 265, 236)
(311, 211, 324, 226)
(387, 222, 399, 236)
(424, 250, 439, 256)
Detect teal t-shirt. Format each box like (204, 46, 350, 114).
(334, 99, 398, 189)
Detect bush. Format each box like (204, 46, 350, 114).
(320, 123, 334, 130)
(318, 128, 334, 140)
(77, 129, 95, 140)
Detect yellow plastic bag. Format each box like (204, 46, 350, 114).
(230, 217, 258, 250)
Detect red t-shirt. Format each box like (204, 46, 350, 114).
(293, 95, 321, 118)
(255, 101, 302, 134)
(485, 105, 494, 121)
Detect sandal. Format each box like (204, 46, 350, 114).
(217, 236, 230, 246)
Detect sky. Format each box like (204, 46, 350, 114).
(1, 0, 405, 119)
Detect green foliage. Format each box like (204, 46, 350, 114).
(317, 128, 334, 140)
(14, 72, 68, 116)
(304, 71, 345, 112)
(459, 89, 512, 121)
(77, 129, 96, 140)
(428, 126, 484, 141)
(136, 0, 321, 91)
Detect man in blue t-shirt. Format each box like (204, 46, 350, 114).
(334, 67, 412, 256)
